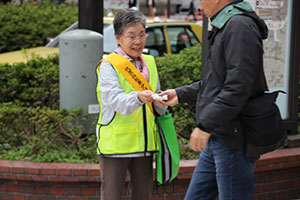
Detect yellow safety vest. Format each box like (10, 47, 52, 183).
(96, 53, 159, 155)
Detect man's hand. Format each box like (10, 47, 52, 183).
(189, 127, 211, 152)
(156, 89, 178, 107)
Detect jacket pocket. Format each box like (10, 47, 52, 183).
(113, 123, 139, 153)
(98, 126, 114, 153)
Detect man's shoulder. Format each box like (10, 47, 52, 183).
(229, 14, 255, 23)
(224, 14, 256, 30)
(217, 14, 261, 41)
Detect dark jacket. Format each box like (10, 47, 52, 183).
(176, 2, 269, 150)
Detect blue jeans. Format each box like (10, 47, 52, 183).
(184, 136, 257, 200)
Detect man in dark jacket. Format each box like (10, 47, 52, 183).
(157, 0, 268, 199)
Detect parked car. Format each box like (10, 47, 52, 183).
(0, 17, 202, 64)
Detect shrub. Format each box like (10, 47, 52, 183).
(0, 1, 78, 53)
(0, 55, 97, 163)
(0, 103, 97, 163)
(0, 54, 59, 108)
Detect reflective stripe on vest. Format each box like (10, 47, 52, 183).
(96, 54, 159, 155)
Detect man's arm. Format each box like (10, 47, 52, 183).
(175, 81, 201, 104)
(156, 81, 201, 106)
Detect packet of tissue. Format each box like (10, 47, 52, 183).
(152, 93, 168, 101)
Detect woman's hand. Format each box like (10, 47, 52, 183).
(138, 90, 154, 104)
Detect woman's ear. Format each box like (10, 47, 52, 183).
(115, 34, 121, 46)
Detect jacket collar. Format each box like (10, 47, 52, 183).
(211, 1, 253, 29)
(210, 0, 242, 21)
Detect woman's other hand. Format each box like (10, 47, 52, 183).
(138, 90, 154, 103)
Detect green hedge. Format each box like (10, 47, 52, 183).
(0, 103, 96, 163)
(0, 2, 78, 53)
(0, 54, 97, 163)
(0, 45, 202, 163)
(0, 55, 59, 108)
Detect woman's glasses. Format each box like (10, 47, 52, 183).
(124, 33, 149, 42)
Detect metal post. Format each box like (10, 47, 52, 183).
(78, 0, 103, 35)
(59, 30, 103, 133)
(285, 0, 300, 134)
(167, 0, 170, 18)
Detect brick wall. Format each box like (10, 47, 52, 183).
(0, 147, 300, 200)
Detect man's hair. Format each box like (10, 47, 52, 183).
(113, 8, 146, 36)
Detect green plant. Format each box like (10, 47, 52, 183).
(0, 1, 78, 53)
(0, 104, 97, 163)
(0, 54, 59, 108)
(0, 55, 97, 163)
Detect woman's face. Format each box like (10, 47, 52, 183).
(115, 23, 147, 61)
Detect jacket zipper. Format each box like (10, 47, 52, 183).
(143, 104, 148, 156)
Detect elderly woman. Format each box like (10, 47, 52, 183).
(95, 9, 166, 200)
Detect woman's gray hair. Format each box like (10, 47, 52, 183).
(113, 8, 146, 36)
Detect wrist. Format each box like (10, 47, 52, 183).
(137, 92, 143, 104)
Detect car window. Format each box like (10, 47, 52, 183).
(144, 27, 166, 57)
(103, 24, 118, 53)
(166, 26, 199, 54)
(46, 21, 79, 47)
(46, 22, 111, 48)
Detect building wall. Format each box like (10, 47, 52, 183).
(1, 148, 300, 200)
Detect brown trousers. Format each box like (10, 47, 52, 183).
(99, 156, 153, 200)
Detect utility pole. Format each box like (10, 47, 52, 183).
(78, 0, 103, 35)
(167, 0, 170, 18)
